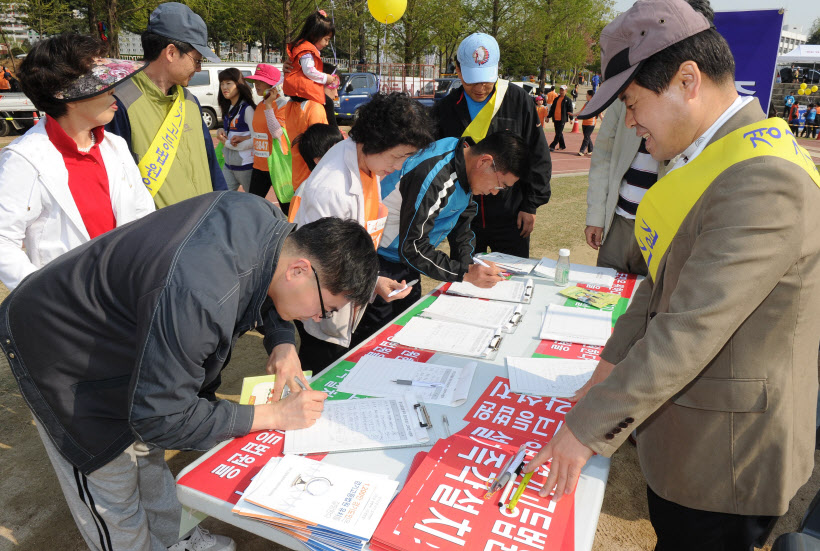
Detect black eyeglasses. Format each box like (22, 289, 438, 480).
(311, 267, 333, 319)
(491, 158, 510, 190)
(184, 52, 203, 68)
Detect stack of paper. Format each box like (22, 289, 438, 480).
(559, 286, 621, 309)
(390, 316, 502, 359)
(446, 278, 533, 303)
(336, 355, 476, 407)
(539, 303, 613, 346)
(533, 257, 618, 287)
(284, 395, 430, 455)
(507, 356, 598, 398)
(421, 294, 523, 332)
(235, 454, 398, 551)
(478, 252, 539, 275)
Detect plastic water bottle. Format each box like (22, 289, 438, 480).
(555, 248, 571, 287)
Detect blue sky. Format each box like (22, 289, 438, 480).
(611, 0, 818, 34)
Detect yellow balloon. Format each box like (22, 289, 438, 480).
(800, 83, 807, 90)
(813, 86, 819, 93)
(367, 0, 407, 23)
(798, 89, 805, 95)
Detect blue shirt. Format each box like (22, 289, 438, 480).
(464, 93, 490, 120)
(808, 108, 817, 122)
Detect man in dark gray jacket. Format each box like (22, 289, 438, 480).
(0, 192, 378, 551)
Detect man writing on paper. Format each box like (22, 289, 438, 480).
(355, 131, 530, 338)
(431, 33, 551, 257)
(524, 1, 820, 548)
(0, 193, 379, 551)
(106, 2, 227, 208)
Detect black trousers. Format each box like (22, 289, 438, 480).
(295, 321, 351, 375)
(550, 121, 566, 149)
(248, 168, 289, 217)
(579, 125, 595, 153)
(472, 221, 530, 258)
(647, 486, 779, 551)
(353, 256, 422, 344)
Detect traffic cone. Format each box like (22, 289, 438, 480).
(32, 111, 40, 125)
(571, 118, 580, 133)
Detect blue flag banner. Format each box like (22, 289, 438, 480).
(715, 10, 783, 112)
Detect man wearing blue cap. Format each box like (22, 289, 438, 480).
(431, 32, 551, 258)
(106, 2, 227, 209)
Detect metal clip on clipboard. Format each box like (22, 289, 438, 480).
(414, 403, 432, 428)
(522, 278, 534, 303)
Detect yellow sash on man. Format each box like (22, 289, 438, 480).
(462, 79, 509, 142)
(139, 85, 186, 197)
(635, 117, 820, 281)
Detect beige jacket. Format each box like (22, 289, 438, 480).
(585, 100, 668, 240)
(567, 100, 820, 516)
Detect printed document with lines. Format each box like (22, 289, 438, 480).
(507, 357, 597, 398)
(533, 258, 617, 287)
(539, 303, 613, 346)
(284, 395, 429, 455)
(337, 355, 476, 406)
(391, 317, 499, 358)
(478, 252, 539, 274)
(422, 294, 522, 332)
(446, 279, 531, 303)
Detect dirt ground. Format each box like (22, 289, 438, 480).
(2, 178, 820, 550)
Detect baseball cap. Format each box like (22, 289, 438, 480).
(244, 64, 283, 87)
(535, 95, 544, 101)
(578, 0, 710, 119)
(457, 33, 500, 84)
(55, 58, 145, 102)
(147, 2, 220, 63)
(559, 85, 567, 90)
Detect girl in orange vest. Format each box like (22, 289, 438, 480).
(283, 10, 339, 105)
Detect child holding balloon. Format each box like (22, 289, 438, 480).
(283, 10, 340, 105)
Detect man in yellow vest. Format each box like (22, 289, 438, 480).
(106, 2, 227, 208)
(524, 0, 820, 548)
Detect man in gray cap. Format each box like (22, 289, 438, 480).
(107, 2, 227, 209)
(524, 0, 820, 548)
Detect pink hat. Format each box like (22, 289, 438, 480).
(245, 64, 282, 87)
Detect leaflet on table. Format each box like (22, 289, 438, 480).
(336, 355, 476, 407)
(507, 357, 597, 398)
(477, 252, 539, 275)
(539, 303, 612, 346)
(559, 286, 620, 309)
(533, 257, 618, 287)
(239, 372, 313, 405)
(284, 394, 431, 455)
(420, 294, 524, 333)
(370, 434, 575, 551)
(446, 278, 533, 303)
(390, 317, 503, 360)
(239, 454, 399, 546)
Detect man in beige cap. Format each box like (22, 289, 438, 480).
(524, 0, 820, 548)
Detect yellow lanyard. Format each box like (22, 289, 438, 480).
(139, 85, 186, 197)
(462, 79, 509, 142)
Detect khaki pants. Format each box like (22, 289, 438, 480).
(597, 214, 648, 276)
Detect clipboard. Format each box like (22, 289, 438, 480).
(446, 278, 534, 304)
(283, 395, 434, 455)
(419, 294, 525, 334)
(390, 317, 505, 360)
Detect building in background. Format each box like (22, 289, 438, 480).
(780, 25, 807, 55)
(0, 3, 41, 53)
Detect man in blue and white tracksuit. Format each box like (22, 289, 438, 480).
(353, 131, 530, 339)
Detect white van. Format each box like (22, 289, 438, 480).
(186, 62, 283, 129)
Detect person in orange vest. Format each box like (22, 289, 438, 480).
(0, 66, 11, 90)
(577, 89, 601, 156)
(283, 10, 339, 106)
(288, 92, 435, 372)
(535, 95, 549, 128)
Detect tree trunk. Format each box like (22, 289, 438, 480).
(282, 0, 292, 52)
(491, 0, 500, 38)
(106, 0, 119, 57)
(86, 0, 98, 36)
(538, 31, 550, 92)
(358, 18, 366, 62)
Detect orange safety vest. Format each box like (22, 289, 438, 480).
(251, 103, 288, 171)
(288, 169, 387, 249)
(283, 41, 326, 104)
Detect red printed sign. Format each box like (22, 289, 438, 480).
(460, 377, 573, 452)
(371, 434, 574, 551)
(346, 324, 436, 364)
(534, 340, 605, 361)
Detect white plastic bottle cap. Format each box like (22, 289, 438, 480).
(559, 248, 570, 256)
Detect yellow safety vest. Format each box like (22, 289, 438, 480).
(635, 117, 820, 281)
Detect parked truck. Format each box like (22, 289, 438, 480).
(0, 92, 41, 137)
(334, 64, 461, 120)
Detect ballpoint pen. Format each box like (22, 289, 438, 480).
(281, 376, 310, 399)
(391, 379, 444, 388)
(499, 464, 523, 507)
(441, 414, 451, 438)
(473, 256, 508, 277)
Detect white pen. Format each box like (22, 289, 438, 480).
(473, 256, 508, 277)
(388, 279, 419, 298)
(391, 379, 444, 388)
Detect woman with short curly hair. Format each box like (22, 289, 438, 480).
(287, 92, 435, 373)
